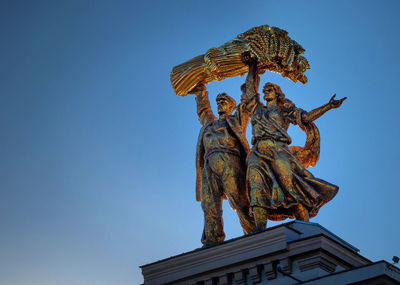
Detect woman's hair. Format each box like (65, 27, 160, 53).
(263, 82, 294, 109)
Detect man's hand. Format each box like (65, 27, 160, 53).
(328, 94, 347, 109)
(189, 83, 206, 95)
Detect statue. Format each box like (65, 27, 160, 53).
(171, 24, 345, 243)
(190, 80, 256, 246)
(243, 58, 346, 231)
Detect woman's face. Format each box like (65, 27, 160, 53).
(263, 84, 277, 102)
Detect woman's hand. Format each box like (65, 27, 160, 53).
(328, 94, 347, 109)
(241, 51, 257, 65)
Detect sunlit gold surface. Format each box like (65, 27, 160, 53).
(171, 24, 309, 96)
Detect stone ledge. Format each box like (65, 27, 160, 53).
(140, 222, 387, 285)
(141, 226, 294, 284)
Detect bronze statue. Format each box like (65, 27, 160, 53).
(190, 81, 256, 246)
(243, 58, 346, 231)
(171, 24, 345, 242)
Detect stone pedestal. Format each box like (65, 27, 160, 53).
(140, 221, 400, 284)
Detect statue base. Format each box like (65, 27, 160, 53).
(140, 221, 400, 284)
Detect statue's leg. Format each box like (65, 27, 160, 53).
(253, 206, 268, 231)
(247, 166, 269, 231)
(271, 153, 295, 196)
(294, 203, 309, 222)
(201, 163, 225, 246)
(221, 155, 256, 235)
(273, 149, 311, 221)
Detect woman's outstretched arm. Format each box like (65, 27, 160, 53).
(301, 94, 347, 124)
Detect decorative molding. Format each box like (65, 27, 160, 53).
(298, 253, 337, 273)
(233, 270, 246, 284)
(287, 235, 367, 268)
(249, 265, 261, 283)
(279, 257, 291, 274)
(142, 227, 289, 284)
(264, 262, 276, 280)
(141, 222, 374, 285)
(218, 274, 229, 285)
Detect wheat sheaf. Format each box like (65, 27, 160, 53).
(171, 24, 310, 96)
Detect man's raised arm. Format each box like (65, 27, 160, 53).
(190, 84, 216, 126)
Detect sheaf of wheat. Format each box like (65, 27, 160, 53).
(170, 24, 310, 96)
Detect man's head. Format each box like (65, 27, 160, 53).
(216, 93, 236, 117)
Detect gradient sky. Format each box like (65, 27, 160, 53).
(1, 1, 400, 284)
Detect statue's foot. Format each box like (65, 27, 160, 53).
(250, 227, 266, 234)
(201, 241, 220, 248)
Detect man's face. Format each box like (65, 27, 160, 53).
(217, 98, 231, 116)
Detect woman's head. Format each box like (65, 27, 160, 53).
(262, 82, 295, 109)
(262, 82, 285, 103)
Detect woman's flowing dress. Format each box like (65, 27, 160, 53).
(247, 101, 338, 221)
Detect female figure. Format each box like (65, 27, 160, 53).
(244, 60, 346, 230)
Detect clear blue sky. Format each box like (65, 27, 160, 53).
(1, 1, 399, 284)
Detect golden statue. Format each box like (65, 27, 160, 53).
(243, 57, 346, 231)
(171, 24, 345, 242)
(190, 80, 256, 246)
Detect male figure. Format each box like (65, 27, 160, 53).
(191, 80, 257, 246)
